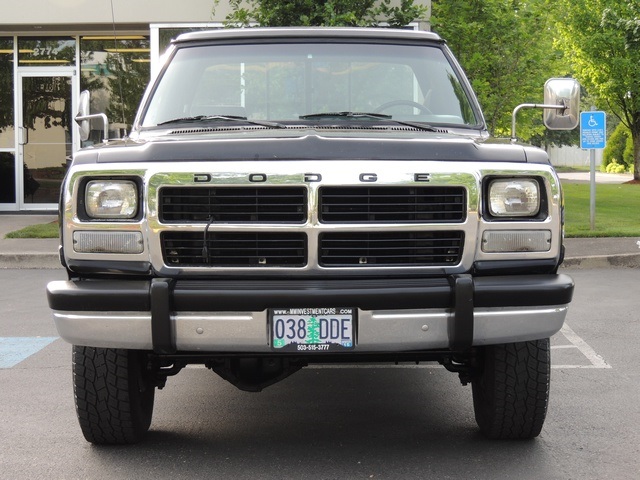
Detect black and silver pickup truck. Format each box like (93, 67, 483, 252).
(47, 27, 577, 444)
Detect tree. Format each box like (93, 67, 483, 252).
(555, 1, 640, 180)
(80, 39, 150, 133)
(0, 39, 13, 135)
(104, 47, 150, 129)
(306, 317, 320, 344)
(430, 0, 566, 140)
(222, 0, 429, 28)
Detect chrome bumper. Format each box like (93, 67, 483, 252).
(48, 274, 574, 352)
(52, 305, 569, 352)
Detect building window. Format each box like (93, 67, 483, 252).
(80, 36, 150, 140)
(150, 23, 223, 78)
(0, 38, 13, 150)
(0, 38, 14, 204)
(18, 37, 75, 66)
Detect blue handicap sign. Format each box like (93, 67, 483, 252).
(580, 111, 606, 149)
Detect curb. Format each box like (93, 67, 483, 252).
(561, 253, 640, 269)
(0, 253, 62, 269)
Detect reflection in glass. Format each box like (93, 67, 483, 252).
(0, 38, 15, 204)
(80, 37, 150, 142)
(0, 37, 14, 149)
(18, 37, 75, 65)
(143, 43, 478, 126)
(22, 76, 72, 204)
(158, 27, 222, 55)
(0, 152, 15, 204)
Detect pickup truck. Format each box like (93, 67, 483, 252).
(47, 27, 576, 444)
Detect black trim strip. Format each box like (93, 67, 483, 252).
(66, 260, 152, 276)
(173, 278, 453, 311)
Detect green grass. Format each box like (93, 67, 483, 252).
(563, 183, 640, 237)
(5, 221, 59, 239)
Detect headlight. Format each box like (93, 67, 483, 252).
(488, 178, 540, 217)
(85, 180, 138, 219)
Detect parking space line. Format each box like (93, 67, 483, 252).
(156, 325, 616, 372)
(556, 324, 611, 369)
(310, 326, 612, 371)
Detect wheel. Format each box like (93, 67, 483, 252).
(471, 339, 550, 440)
(72, 346, 155, 444)
(374, 100, 432, 114)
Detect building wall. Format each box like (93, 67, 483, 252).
(0, 0, 231, 31)
(548, 145, 603, 168)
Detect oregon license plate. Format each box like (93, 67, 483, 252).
(270, 308, 355, 352)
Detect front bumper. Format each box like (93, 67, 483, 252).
(47, 274, 574, 353)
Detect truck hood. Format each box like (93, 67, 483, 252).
(72, 128, 549, 165)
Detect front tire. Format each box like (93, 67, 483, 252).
(72, 346, 155, 444)
(471, 339, 550, 440)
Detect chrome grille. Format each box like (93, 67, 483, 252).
(319, 231, 464, 267)
(158, 185, 467, 269)
(159, 186, 307, 223)
(162, 232, 307, 267)
(319, 186, 466, 223)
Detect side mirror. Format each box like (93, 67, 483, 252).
(76, 90, 91, 141)
(543, 78, 580, 130)
(74, 90, 109, 142)
(511, 78, 581, 142)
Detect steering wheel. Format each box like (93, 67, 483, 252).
(374, 100, 432, 114)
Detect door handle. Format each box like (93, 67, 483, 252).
(18, 127, 28, 145)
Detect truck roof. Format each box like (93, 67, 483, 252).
(174, 27, 443, 44)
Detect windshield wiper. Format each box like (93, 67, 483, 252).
(388, 119, 443, 132)
(299, 111, 442, 132)
(158, 115, 285, 129)
(299, 111, 392, 120)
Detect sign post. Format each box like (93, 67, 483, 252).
(580, 110, 606, 230)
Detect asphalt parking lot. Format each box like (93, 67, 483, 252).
(1, 267, 639, 479)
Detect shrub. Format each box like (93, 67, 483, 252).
(605, 159, 628, 174)
(601, 123, 632, 172)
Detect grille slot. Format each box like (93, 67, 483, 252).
(319, 231, 464, 267)
(160, 186, 307, 223)
(319, 186, 466, 223)
(162, 232, 307, 267)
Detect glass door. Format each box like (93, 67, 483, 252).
(17, 70, 75, 209)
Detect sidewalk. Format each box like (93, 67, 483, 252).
(0, 214, 61, 269)
(0, 213, 638, 269)
(561, 237, 640, 269)
(557, 171, 633, 184)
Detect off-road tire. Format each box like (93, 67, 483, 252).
(72, 346, 155, 444)
(471, 338, 550, 440)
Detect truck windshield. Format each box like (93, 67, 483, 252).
(141, 41, 479, 128)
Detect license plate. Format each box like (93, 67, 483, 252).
(270, 308, 355, 352)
